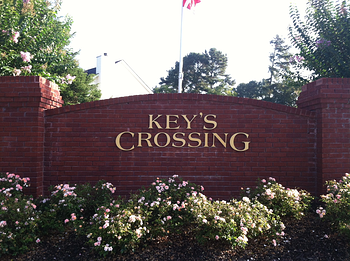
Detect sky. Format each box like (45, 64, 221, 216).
(59, 0, 308, 90)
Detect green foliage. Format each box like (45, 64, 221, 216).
(59, 67, 101, 105)
(8, 171, 350, 258)
(235, 35, 304, 107)
(189, 194, 285, 248)
(289, 0, 350, 79)
(0, 0, 76, 81)
(35, 180, 116, 235)
(317, 173, 350, 236)
(0, 0, 101, 105)
(0, 173, 39, 256)
(242, 177, 313, 220)
(154, 48, 235, 95)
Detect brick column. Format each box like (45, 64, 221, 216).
(297, 78, 350, 194)
(0, 76, 63, 197)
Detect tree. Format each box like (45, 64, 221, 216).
(235, 35, 303, 107)
(235, 80, 265, 99)
(59, 68, 101, 105)
(0, 0, 101, 104)
(153, 48, 235, 95)
(289, 0, 350, 79)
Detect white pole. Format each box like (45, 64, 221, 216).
(178, 0, 184, 93)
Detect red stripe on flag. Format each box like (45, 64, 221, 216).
(183, 0, 201, 10)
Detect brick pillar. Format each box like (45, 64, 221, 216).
(0, 76, 63, 197)
(297, 78, 350, 194)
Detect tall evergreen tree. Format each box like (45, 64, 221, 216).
(154, 48, 235, 95)
(235, 35, 303, 107)
(59, 68, 101, 105)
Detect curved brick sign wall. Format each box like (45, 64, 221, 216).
(0, 77, 349, 199)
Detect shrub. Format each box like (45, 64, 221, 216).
(189, 193, 285, 248)
(35, 180, 117, 235)
(0, 173, 40, 257)
(317, 173, 350, 236)
(84, 175, 203, 255)
(242, 177, 313, 219)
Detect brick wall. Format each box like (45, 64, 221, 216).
(1, 76, 348, 199)
(297, 78, 350, 194)
(0, 76, 63, 196)
(43, 93, 317, 199)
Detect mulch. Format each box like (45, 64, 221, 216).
(2, 212, 349, 261)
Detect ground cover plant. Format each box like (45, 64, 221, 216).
(0, 172, 349, 259)
(316, 173, 350, 236)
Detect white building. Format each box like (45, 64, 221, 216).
(86, 53, 153, 100)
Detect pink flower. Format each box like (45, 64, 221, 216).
(215, 235, 219, 240)
(21, 65, 32, 73)
(13, 68, 21, 76)
(166, 216, 172, 220)
(261, 179, 266, 183)
(64, 74, 76, 84)
(64, 219, 69, 224)
(12, 32, 20, 43)
(36, 238, 40, 243)
(20, 51, 32, 62)
(272, 239, 277, 246)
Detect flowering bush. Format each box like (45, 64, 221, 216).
(0, 172, 39, 256)
(35, 180, 117, 235)
(133, 175, 203, 236)
(242, 177, 313, 219)
(189, 194, 285, 248)
(0, 172, 332, 258)
(317, 173, 350, 236)
(0, 0, 76, 84)
(83, 175, 202, 255)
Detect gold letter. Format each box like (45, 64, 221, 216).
(172, 132, 186, 148)
(115, 132, 135, 151)
(212, 133, 228, 148)
(230, 132, 250, 152)
(203, 133, 209, 147)
(138, 132, 152, 147)
(203, 114, 217, 130)
(148, 115, 163, 129)
(182, 115, 197, 129)
(188, 132, 201, 147)
(166, 115, 180, 129)
(154, 132, 171, 147)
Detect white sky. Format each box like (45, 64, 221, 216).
(59, 0, 308, 89)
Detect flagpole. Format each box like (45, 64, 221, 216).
(178, 0, 184, 93)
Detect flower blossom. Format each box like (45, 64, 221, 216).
(12, 32, 20, 43)
(21, 65, 32, 73)
(64, 74, 76, 84)
(13, 68, 21, 76)
(20, 51, 32, 62)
